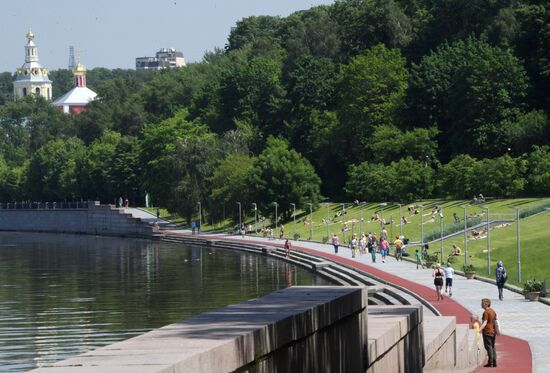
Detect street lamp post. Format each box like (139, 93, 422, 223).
(326, 203, 330, 240)
(252, 203, 257, 234)
(509, 206, 521, 283)
(439, 207, 444, 263)
(360, 202, 365, 234)
(197, 202, 202, 234)
(341, 203, 346, 243)
(480, 205, 491, 274)
(290, 203, 296, 239)
(459, 205, 468, 265)
(398, 203, 403, 237)
(273, 202, 278, 238)
(307, 203, 313, 240)
(419, 205, 424, 248)
(380, 203, 387, 231)
(236, 202, 242, 234)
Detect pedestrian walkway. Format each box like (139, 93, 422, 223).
(168, 230, 545, 373)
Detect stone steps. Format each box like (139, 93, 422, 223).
(161, 235, 485, 371)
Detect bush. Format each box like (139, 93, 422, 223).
(463, 264, 476, 272)
(293, 233, 300, 240)
(524, 279, 543, 292)
(424, 252, 439, 263)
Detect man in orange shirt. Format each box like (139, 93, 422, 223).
(480, 298, 498, 367)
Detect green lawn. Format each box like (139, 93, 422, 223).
(143, 199, 550, 288)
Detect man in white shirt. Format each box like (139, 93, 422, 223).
(444, 263, 455, 296)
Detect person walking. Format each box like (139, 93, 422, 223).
(279, 224, 285, 239)
(367, 233, 376, 263)
(284, 239, 291, 257)
(350, 234, 358, 258)
(415, 249, 424, 269)
(495, 260, 508, 300)
(379, 237, 388, 263)
(359, 233, 367, 255)
(444, 262, 455, 296)
(433, 264, 444, 301)
(394, 236, 403, 261)
(480, 298, 498, 367)
(332, 234, 339, 254)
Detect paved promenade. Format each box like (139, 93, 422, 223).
(166, 229, 547, 373)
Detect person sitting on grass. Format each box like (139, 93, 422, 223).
(451, 244, 462, 256)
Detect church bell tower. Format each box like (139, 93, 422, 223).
(13, 28, 52, 100)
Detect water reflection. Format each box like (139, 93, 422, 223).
(0, 232, 329, 371)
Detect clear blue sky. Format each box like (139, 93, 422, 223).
(1, 0, 334, 73)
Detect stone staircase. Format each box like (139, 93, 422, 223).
(161, 234, 485, 372)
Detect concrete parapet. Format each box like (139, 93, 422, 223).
(367, 306, 424, 373)
(30, 286, 369, 373)
(0, 201, 153, 238)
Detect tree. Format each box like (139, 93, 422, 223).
(438, 154, 479, 198)
(368, 124, 438, 164)
(284, 57, 340, 153)
(331, 0, 412, 58)
(218, 55, 286, 136)
(107, 136, 142, 205)
(249, 137, 321, 219)
(209, 153, 256, 222)
(337, 44, 409, 163)
(525, 146, 550, 196)
(346, 157, 434, 201)
(473, 155, 527, 197)
(226, 16, 283, 52)
(26, 137, 87, 200)
(408, 37, 529, 160)
(78, 131, 123, 202)
(140, 110, 218, 222)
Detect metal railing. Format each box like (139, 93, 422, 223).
(0, 201, 89, 210)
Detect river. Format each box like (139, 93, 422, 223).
(0, 232, 329, 371)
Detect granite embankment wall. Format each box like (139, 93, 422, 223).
(30, 286, 425, 373)
(0, 202, 153, 238)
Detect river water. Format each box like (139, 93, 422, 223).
(0, 232, 329, 371)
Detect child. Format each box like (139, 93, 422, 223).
(415, 249, 424, 269)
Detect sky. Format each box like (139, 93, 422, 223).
(1, 0, 335, 73)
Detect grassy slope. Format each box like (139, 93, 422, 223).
(144, 199, 550, 287)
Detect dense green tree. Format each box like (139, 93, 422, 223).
(249, 137, 321, 219)
(331, 0, 412, 58)
(280, 6, 342, 64)
(226, 16, 283, 52)
(78, 131, 122, 201)
(107, 136, 142, 205)
(140, 110, 218, 222)
(218, 55, 286, 136)
(503, 110, 549, 155)
(473, 155, 527, 197)
(408, 37, 529, 160)
(337, 44, 409, 163)
(525, 146, 550, 196)
(26, 137, 87, 200)
(209, 153, 255, 222)
(346, 157, 434, 201)
(438, 154, 479, 198)
(368, 125, 438, 164)
(0, 72, 14, 105)
(48, 69, 74, 100)
(285, 57, 339, 152)
(514, 3, 550, 113)
(409, 0, 517, 60)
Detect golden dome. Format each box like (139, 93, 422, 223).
(73, 62, 87, 75)
(26, 28, 34, 41)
